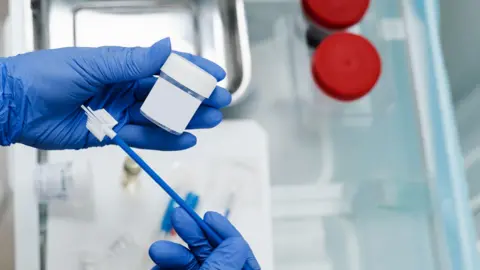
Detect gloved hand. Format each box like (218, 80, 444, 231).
(149, 208, 261, 270)
(0, 37, 231, 150)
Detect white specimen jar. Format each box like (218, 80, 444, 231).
(141, 53, 218, 135)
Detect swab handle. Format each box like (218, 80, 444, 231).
(111, 135, 223, 245)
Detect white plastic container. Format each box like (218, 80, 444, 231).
(140, 53, 218, 135)
(33, 160, 94, 221)
(251, 1, 480, 269)
(33, 161, 92, 203)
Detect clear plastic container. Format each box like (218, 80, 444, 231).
(204, 158, 250, 216)
(78, 234, 145, 270)
(283, 13, 386, 144)
(232, 0, 479, 269)
(455, 85, 480, 243)
(33, 160, 95, 221)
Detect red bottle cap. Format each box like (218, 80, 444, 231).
(302, 0, 370, 30)
(312, 33, 381, 101)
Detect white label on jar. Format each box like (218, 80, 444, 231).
(380, 18, 406, 41)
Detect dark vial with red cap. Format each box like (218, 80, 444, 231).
(312, 32, 381, 101)
(302, 0, 370, 48)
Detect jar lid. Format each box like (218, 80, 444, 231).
(312, 32, 381, 101)
(162, 53, 217, 99)
(302, 0, 370, 30)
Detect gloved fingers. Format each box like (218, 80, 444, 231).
(186, 106, 223, 129)
(204, 212, 261, 270)
(128, 102, 223, 129)
(199, 237, 250, 270)
(173, 51, 226, 82)
(202, 86, 232, 108)
(203, 212, 243, 238)
(149, 241, 200, 270)
(126, 102, 155, 126)
(171, 208, 214, 264)
(133, 76, 231, 109)
(77, 38, 171, 86)
(116, 125, 197, 151)
(133, 76, 158, 100)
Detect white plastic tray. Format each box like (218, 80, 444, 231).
(44, 120, 274, 270)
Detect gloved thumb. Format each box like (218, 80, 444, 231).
(200, 237, 250, 270)
(80, 37, 172, 85)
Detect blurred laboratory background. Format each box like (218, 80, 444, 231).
(2, 0, 480, 269)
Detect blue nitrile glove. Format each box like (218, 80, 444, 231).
(0, 37, 231, 150)
(149, 208, 261, 270)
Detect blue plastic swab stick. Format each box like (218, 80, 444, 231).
(112, 135, 223, 245)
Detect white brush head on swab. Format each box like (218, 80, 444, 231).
(81, 105, 118, 141)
